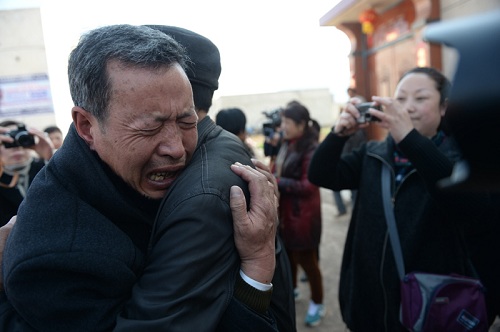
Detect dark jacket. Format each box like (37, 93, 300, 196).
(0, 122, 293, 331)
(308, 129, 485, 332)
(1, 124, 155, 331)
(276, 140, 321, 251)
(0, 159, 45, 226)
(115, 117, 296, 331)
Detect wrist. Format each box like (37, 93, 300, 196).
(331, 124, 348, 137)
(240, 255, 275, 285)
(234, 270, 273, 314)
(239, 270, 272, 291)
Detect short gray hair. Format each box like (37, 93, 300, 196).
(68, 24, 189, 122)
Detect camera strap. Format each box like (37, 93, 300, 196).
(0, 164, 19, 188)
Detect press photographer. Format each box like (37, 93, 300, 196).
(0, 120, 53, 226)
(262, 108, 282, 159)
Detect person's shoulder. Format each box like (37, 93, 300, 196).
(164, 131, 251, 207)
(205, 129, 253, 162)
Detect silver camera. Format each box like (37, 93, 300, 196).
(356, 102, 381, 124)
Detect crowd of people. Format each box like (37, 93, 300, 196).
(0, 10, 498, 332)
(0, 24, 289, 332)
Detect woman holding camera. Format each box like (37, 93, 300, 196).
(0, 120, 53, 226)
(308, 67, 488, 331)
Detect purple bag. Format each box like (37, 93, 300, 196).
(400, 272, 488, 332)
(381, 168, 489, 331)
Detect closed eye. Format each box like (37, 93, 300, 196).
(139, 125, 163, 135)
(178, 121, 197, 129)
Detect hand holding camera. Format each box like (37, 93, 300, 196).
(333, 101, 380, 137)
(262, 109, 282, 157)
(355, 102, 382, 124)
(370, 96, 416, 143)
(3, 125, 35, 149)
(1, 124, 54, 161)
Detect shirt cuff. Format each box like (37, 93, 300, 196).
(234, 270, 273, 314)
(239, 270, 273, 291)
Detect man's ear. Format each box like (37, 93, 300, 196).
(72, 106, 96, 149)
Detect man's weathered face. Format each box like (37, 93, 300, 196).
(90, 61, 198, 199)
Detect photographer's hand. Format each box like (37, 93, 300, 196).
(371, 96, 414, 143)
(28, 127, 54, 161)
(0, 216, 16, 292)
(0, 126, 15, 146)
(333, 100, 369, 137)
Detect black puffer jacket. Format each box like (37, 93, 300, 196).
(309, 129, 487, 332)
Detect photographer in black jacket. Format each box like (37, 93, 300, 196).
(0, 120, 53, 226)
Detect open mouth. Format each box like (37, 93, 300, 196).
(148, 171, 178, 181)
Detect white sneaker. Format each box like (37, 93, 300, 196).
(305, 304, 326, 327)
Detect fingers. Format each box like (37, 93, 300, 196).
(0, 217, 15, 248)
(229, 185, 248, 226)
(251, 159, 279, 198)
(334, 102, 369, 136)
(230, 162, 262, 179)
(229, 162, 277, 224)
(28, 127, 48, 139)
(230, 163, 277, 284)
(371, 96, 392, 106)
(349, 96, 364, 104)
(371, 95, 414, 142)
(371, 96, 404, 119)
(0, 216, 16, 291)
(250, 158, 269, 173)
(0, 126, 14, 146)
(230, 160, 276, 196)
(28, 127, 54, 160)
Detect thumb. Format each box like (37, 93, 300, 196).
(0, 216, 15, 246)
(230, 185, 248, 224)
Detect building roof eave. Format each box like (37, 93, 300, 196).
(320, 0, 401, 27)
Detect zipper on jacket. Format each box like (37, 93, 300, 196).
(369, 153, 418, 331)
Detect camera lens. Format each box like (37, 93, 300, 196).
(15, 131, 35, 147)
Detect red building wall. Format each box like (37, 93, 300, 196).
(339, 0, 442, 140)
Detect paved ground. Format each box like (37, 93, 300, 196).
(294, 188, 351, 332)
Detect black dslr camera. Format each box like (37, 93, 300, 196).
(4, 125, 35, 149)
(356, 102, 382, 124)
(262, 108, 282, 157)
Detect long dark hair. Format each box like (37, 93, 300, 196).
(281, 100, 320, 153)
